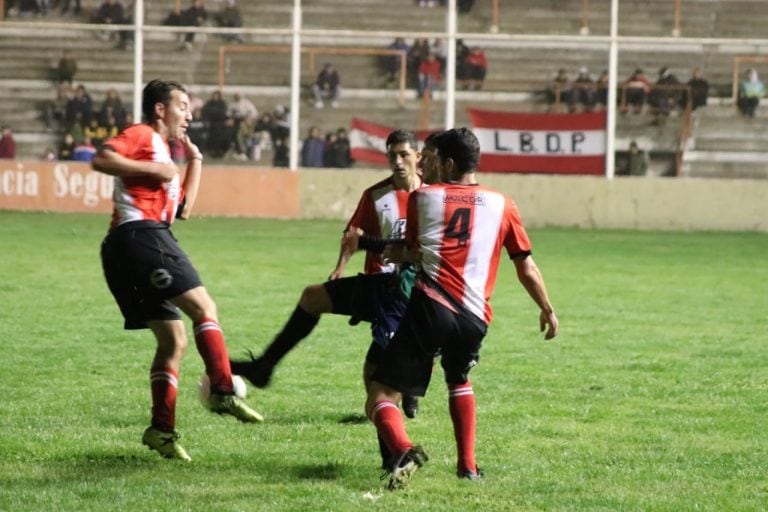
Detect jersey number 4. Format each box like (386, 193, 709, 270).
(445, 207, 471, 246)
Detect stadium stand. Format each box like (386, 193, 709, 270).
(1, 0, 767, 177)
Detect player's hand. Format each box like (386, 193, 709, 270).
(540, 310, 558, 340)
(328, 267, 344, 280)
(178, 134, 202, 162)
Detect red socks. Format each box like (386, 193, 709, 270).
(370, 400, 412, 457)
(193, 318, 233, 393)
(150, 366, 178, 431)
(449, 381, 476, 473)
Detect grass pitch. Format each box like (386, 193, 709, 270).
(0, 211, 766, 511)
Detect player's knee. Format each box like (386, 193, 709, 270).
(298, 284, 331, 314)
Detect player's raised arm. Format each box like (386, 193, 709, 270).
(176, 134, 203, 220)
(513, 255, 559, 340)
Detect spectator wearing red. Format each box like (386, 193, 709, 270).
(417, 52, 442, 99)
(0, 126, 16, 159)
(463, 47, 487, 90)
(623, 68, 651, 114)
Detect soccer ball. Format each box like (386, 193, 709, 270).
(198, 373, 248, 410)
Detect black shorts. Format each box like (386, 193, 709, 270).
(100, 221, 203, 330)
(323, 272, 397, 320)
(371, 285, 487, 397)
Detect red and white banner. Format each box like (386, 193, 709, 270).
(349, 111, 606, 175)
(349, 118, 391, 166)
(469, 109, 606, 175)
(349, 118, 434, 167)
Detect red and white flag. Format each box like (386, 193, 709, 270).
(349, 111, 606, 175)
(468, 109, 606, 174)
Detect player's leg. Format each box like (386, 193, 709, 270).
(364, 350, 396, 471)
(173, 286, 263, 423)
(230, 277, 356, 388)
(442, 315, 486, 480)
(142, 318, 191, 461)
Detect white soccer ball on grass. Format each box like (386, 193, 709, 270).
(198, 373, 248, 410)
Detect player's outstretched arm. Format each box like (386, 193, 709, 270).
(92, 148, 177, 181)
(513, 255, 559, 340)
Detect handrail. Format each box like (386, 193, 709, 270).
(218, 45, 408, 107)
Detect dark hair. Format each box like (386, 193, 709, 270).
(432, 127, 480, 175)
(385, 129, 418, 150)
(142, 79, 186, 122)
(422, 130, 443, 149)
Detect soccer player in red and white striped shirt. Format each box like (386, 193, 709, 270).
(366, 127, 559, 489)
(93, 79, 263, 462)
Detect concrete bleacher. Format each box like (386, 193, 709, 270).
(1, 0, 767, 177)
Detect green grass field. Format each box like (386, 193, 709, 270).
(1, 210, 766, 511)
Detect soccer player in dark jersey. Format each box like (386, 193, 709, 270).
(92, 79, 263, 462)
(230, 129, 424, 468)
(364, 127, 559, 490)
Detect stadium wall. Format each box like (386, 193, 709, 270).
(0, 161, 765, 231)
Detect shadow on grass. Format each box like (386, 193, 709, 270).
(293, 462, 345, 480)
(338, 413, 367, 424)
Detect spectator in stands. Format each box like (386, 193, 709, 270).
(72, 136, 97, 162)
(0, 126, 16, 159)
(431, 38, 447, 71)
(627, 140, 648, 176)
(455, 38, 471, 82)
(417, 52, 442, 99)
(649, 67, 681, 125)
(59, 0, 81, 15)
(228, 92, 258, 127)
(622, 68, 650, 114)
(408, 38, 431, 87)
(458, 0, 475, 12)
(681, 67, 709, 111)
(595, 70, 609, 109)
(188, 91, 205, 113)
(208, 113, 236, 159)
(94, 0, 129, 49)
(272, 104, 291, 142)
(301, 126, 325, 167)
(187, 107, 209, 151)
(313, 63, 341, 109)
(163, 5, 186, 45)
(202, 90, 229, 158)
(214, 0, 244, 43)
(547, 68, 572, 112)
(272, 137, 289, 168)
(98, 88, 127, 128)
(68, 112, 86, 144)
(737, 68, 765, 118)
(180, 0, 208, 50)
(65, 84, 93, 130)
(572, 66, 597, 112)
(58, 133, 76, 160)
(383, 37, 410, 85)
(36, 0, 50, 16)
(324, 127, 353, 168)
(54, 49, 78, 85)
(464, 46, 487, 90)
(84, 118, 108, 148)
(234, 114, 258, 161)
